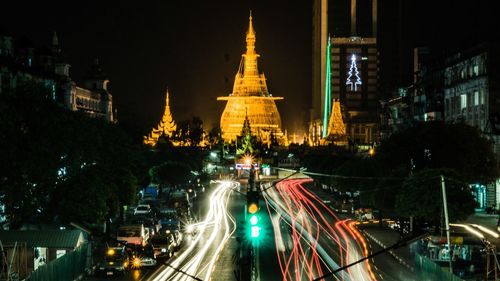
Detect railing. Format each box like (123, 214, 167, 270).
(28, 243, 90, 281)
(415, 253, 464, 281)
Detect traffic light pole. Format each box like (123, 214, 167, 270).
(246, 164, 260, 281)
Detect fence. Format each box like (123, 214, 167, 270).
(28, 243, 90, 281)
(415, 253, 464, 281)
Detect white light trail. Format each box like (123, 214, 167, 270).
(151, 181, 236, 281)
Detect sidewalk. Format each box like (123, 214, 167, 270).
(460, 212, 498, 231)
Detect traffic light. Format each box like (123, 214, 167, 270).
(247, 190, 260, 239)
(247, 191, 259, 214)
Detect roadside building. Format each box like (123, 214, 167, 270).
(0, 229, 86, 279)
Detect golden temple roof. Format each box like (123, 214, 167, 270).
(218, 12, 283, 142)
(144, 89, 177, 146)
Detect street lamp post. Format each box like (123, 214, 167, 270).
(440, 175, 453, 274)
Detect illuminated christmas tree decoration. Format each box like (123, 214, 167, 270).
(346, 54, 362, 91)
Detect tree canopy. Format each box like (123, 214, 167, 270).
(377, 121, 498, 183)
(395, 169, 476, 224)
(0, 81, 143, 228)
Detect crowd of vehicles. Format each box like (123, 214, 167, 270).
(95, 184, 201, 277)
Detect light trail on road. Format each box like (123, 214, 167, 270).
(150, 181, 237, 281)
(263, 178, 376, 281)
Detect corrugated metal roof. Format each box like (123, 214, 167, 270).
(0, 230, 84, 248)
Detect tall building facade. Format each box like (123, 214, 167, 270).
(218, 13, 283, 143)
(0, 32, 114, 122)
(312, 0, 379, 146)
(311, 0, 328, 145)
(412, 47, 444, 122)
(443, 42, 500, 209)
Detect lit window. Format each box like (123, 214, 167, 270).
(474, 91, 479, 106)
(56, 250, 66, 258)
(480, 90, 485, 105)
(52, 84, 56, 100)
(473, 65, 479, 76)
(460, 94, 467, 110)
(28, 58, 32, 67)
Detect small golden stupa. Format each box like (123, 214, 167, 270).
(325, 98, 347, 145)
(144, 89, 177, 146)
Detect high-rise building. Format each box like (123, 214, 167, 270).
(218, 13, 283, 144)
(312, 0, 379, 146)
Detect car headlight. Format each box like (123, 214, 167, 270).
(132, 257, 141, 268)
(161, 248, 167, 253)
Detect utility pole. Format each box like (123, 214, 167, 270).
(440, 175, 452, 274)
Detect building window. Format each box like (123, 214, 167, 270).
(52, 84, 56, 100)
(473, 65, 479, 76)
(461, 94, 467, 110)
(56, 249, 66, 259)
(474, 91, 479, 106)
(480, 90, 485, 105)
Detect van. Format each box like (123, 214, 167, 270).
(117, 224, 149, 246)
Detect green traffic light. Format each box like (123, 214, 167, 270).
(251, 226, 260, 238)
(250, 214, 258, 226)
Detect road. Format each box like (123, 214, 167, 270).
(262, 178, 377, 281)
(87, 181, 239, 281)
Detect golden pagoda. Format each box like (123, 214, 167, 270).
(218, 12, 283, 143)
(325, 98, 347, 145)
(144, 89, 177, 146)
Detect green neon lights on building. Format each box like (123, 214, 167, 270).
(322, 36, 332, 138)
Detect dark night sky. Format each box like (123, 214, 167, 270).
(1, 1, 498, 139)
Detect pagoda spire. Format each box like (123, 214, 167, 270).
(218, 13, 283, 143)
(243, 11, 259, 79)
(144, 88, 177, 146)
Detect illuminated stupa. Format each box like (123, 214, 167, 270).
(144, 89, 177, 146)
(218, 12, 283, 143)
(325, 98, 347, 145)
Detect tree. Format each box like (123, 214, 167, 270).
(150, 161, 192, 190)
(395, 169, 476, 225)
(208, 126, 222, 148)
(333, 157, 387, 206)
(189, 117, 204, 146)
(0, 81, 142, 228)
(57, 167, 110, 223)
(377, 121, 498, 183)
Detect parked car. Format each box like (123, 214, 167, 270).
(129, 214, 160, 236)
(139, 244, 157, 267)
(150, 235, 176, 259)
(95, 246, 129, 277)
(117, 224, 149, 246)
(134, 204, 152, 215)
(187, 186, 197, 199)
(171, 231, 183, 251)
(159, 210, 181, 235)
